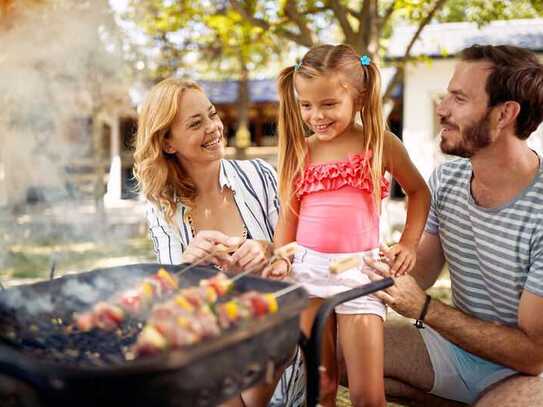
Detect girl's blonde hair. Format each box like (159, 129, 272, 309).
(277, 44, 385, 211)
(133, 78, 203, 225)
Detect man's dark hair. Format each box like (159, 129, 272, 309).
(460, 44, 543, 139)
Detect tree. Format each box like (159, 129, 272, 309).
(126, 0, 286, 153)
(229, 0, 542, 104)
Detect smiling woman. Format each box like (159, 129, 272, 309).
(132, 78, 305, 407)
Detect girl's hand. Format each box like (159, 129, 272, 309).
(231, 239, 271, 275)
(181, 231, 241, 267)
(382, 242, 417, 276)
(262, 256, 292, 280)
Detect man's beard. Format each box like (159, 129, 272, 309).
(440, 110, 492, 158)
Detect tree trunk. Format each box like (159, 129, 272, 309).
(235, 57, 251, 159)
(92, 112, 106, 222)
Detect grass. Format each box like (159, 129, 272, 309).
(1, 236, 154, 283)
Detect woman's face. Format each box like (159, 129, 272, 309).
(164, 89, 225, 165)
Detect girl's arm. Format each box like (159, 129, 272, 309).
(274, 192, 300, 247)
(265, 192, 300, 279)
(383, 132, 431, 275)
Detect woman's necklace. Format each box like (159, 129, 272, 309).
(186, 205, 248, 240)
(187, 211, 248, 240)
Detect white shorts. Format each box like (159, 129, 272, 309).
(292, 245, 386, 317)
(420, 325, 521, 404)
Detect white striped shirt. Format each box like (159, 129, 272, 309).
(144, 158, 305, 407)
(145, 158, 280, 265)
(426, 157, 543, 326)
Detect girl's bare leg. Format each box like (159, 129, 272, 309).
(338, 314, 386, 407)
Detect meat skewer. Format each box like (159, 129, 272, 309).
(132, 289, 279, 357)
(74, 268, 179, 332)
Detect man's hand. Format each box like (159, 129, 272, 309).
(364, 256, 428, 319)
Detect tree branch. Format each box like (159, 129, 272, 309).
(381, 0, 397, 30)
(326, 0, 356, 44)
(383, 0, 447, 102)
(402, 0, 447, 60)
(229, 0, 314, 48)
(229, 0, 270, 31)
(283, 1, 315, 47)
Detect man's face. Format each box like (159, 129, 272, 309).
(436, 61, 496, 157)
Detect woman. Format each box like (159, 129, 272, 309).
(133, 78, 304, 407)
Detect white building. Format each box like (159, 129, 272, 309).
(388, 18, 543, 180)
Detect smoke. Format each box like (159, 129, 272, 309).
(0, 0, 125, 208)
(2, 288, 55, 315)
(0, 1, 142, 287)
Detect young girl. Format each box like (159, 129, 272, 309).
(274, 44, 430, 407)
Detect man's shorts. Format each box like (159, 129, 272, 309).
(420, 325, 519, 404)
(292, 245, 386, 317)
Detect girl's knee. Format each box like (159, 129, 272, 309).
(349, 389, 386, 407)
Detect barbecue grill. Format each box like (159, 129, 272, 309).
(0, 263, 393, 407)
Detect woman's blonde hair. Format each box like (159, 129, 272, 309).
(133, 78, 203, 225)
(277, 44, 385, 212)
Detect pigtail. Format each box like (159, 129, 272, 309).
(277, 66, 307, 214)
(360, 63, 386, 211)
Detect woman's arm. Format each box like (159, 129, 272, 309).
(383, 132, 431, 275)
(146, 202, 184, 265)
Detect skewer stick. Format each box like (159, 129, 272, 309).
(178, 242, 240, 275)
(272, 283, 302, 298)
(230, 267, 254, 282)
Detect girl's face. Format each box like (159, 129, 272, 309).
(164, 89, 225, 165)
(295, 73, 359, 142)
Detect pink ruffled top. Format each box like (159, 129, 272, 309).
(295, 151, 390, 253)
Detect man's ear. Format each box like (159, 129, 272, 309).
(497, 101, 521, 130)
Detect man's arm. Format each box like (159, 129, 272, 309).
(370, 266, 543, 376)
(424, 289, 543, 375)
(410, 232, 446, 290)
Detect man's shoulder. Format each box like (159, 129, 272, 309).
(431, 158, 471, 189)
(436, 157, 471, 176)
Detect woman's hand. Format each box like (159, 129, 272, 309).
(230, 239, 271, 275)
(181, 230, 242, 267)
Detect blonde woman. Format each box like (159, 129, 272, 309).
(133, 78, 304, 407)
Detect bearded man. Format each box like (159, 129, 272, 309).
(369, 44, 543, 406)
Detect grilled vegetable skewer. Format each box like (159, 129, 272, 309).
(132, 289, 279, 357)
(74, 268, 179, 332)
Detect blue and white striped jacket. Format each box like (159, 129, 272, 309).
(146, 158, 280, 265)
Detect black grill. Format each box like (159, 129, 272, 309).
(0, 263, 307, 407)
